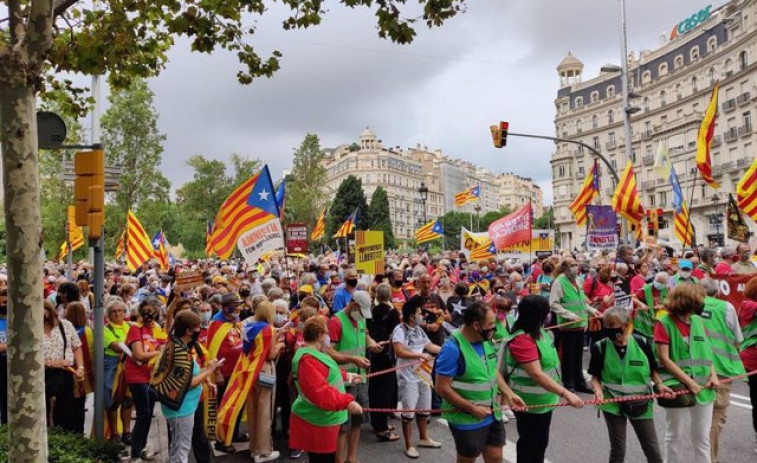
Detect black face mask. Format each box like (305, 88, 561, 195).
(346, 278, 358, 288)
(605, 327, 624, 341)
(142, 313, 155, 323)
(239, 289, 251, 298)
(478, 326, 495, 341)
(392, 280, 403, 289)
(0, 305, 6, 316)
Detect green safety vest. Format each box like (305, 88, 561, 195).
(700, 297, 745, 377)
(637, 284, 666, 338)
(441, 330, 502, 426)
(334, 311, 366, 374)
(596, 336, 653, 419)
(742, 312, 757, 351)
(658, 314, 716, 404)
(673, 275, 699, 287)
(493, 314, 515, 371)
(555, 275, 588, 329)
(291, 347, 348, 426)
(504, 329, 561, 415)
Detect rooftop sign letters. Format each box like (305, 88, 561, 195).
(670, 5, 712, 40)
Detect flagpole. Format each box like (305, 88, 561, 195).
(683, 128, 699, 254)
(65, 219, 73, 279)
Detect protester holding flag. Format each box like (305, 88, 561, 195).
(103, 297, 133, 444)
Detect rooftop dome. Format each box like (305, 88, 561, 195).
(360, 127, 376, 139)
(557, 52, 584, 72)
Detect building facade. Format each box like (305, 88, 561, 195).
(323, 128, 544, 241)
(497, 173, 544, 217)
(552, 0, 756, 249)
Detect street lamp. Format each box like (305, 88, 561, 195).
(712, 193, 722, 246)
(418, 182, 429, 224)
(474, 204, 482, 232)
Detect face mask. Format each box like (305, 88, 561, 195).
(742, 252, 751, 261)
(478, 326, 495, 341)
(200, 311, 212, 323)
(224, 305, 237, 314)
(274, 314, 288, 327)
(283, 292, 291, 300)
(350, 310, 363, 322)
(567, 266, 578, 278)
(679, 271, 691, 279)
(149, 282, 158, 290)
(604, 327, 624, 342)
(346, 278, 358, 288)
(514, 282, 524, 291)
(142, 313, 154, 323)
(414, 314, 424, 326)
(497, 311, 506, 322)
(653, 281, 666, 291)
(239, 289, 251, 298)
(392, 279, 403, 288)
(190, 330, 201, 344)
(322, 335, 331, 349)
(632, 256, 639, 265)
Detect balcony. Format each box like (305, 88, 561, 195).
(711, 135, 722, 147)
(724, 127, 739, 143)
(737, 157, 754, 168)
(606, 140, 617, 150)
(640, 180, 656, 190)
(739, 124, 753, 137)
(642, 155, 655, 165)
(737, 92, 751, 106)
(713, 162, 734, 175)
(722, 98, 737, 112)
(657, 177, 667, 184)
(641, 130, 654, 141)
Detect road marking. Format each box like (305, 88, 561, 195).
(730, 392, 750, 401)
(435, 418, 552, 463)
(730, 399, 753, 410)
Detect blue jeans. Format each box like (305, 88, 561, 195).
(129, 383, 156, 458)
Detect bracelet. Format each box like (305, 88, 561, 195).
(77, 366, 84, 370)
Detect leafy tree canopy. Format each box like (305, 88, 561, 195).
(366, 186, 394, 249)
(326, 175, 368, 245)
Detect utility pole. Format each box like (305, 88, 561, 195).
(618, 0, 634, 244)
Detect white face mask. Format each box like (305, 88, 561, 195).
(679, 270, 691, 279)
(350, 310, 363, 322)
(653, 281, 666, 291)
(274, 314, 288, 327)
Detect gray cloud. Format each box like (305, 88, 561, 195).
(144, 0, 705, 203)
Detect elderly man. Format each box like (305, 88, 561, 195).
(715, 247, 737, 275)
(332, 269, 359, 313)
(734, 244, 756, 274)
(632, 271, 670, 336)
(668, 259, 698, 289)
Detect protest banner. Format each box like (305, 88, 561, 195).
(175, 270, 204, 290)
(712, 273, 754, 310)
(238, 218, 285, 266)
(585, 205, 618, 250)
(488, 203, 532, 250)
(355, 231, 384, 275)
(286, 223, 309, 253)
(499, 230, 554, 259)
(460, 227, 491, 259)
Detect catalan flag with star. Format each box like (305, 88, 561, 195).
(697, 81, 720, 189)
(454, 185, 480, 207)
(210, 165, 281, 260)
(333, 208, 358, 239)
(415, 218, 443, 244)
(737, 156, 757, 222)
(470, 241, 496, 262)
(569, 160, 599, 227)
(611, 161, 645, 240)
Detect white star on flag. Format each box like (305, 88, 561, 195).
(258, 189, 269, 201)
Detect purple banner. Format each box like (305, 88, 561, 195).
(586, 205, 618, 250)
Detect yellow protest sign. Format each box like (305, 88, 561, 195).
(355, 231, 384, 275)
(499, 229, 554, 259)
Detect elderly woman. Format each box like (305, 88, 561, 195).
(290, 317, 363, 463)
(43, 299, 85, 433)
(102, 297, 133, 444)
(589, 306, 670, 463)
(654, 284, 718, 463)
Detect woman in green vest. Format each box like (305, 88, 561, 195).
(290, 317, 363, 463)
(654, 284, 719, 463)
(589, 306, 672, 463)
(505, 295, 583, 463)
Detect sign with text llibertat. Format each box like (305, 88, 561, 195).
(355, 231, 384, 275)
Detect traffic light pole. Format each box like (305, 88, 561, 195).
(91, 230, 105, 439)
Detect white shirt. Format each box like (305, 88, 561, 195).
(392, 323, 430, 382)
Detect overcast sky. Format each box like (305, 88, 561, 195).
(126, 0, 709, 205)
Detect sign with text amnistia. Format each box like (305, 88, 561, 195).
(286, 222, 308, 253)
(238, 218, 285, 266)
(355, 231, 384, 275)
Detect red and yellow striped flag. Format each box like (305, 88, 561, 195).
(696, 81, 720, 189)
(611, 161, 645, 234)
(674, 202, 694, 247)
(310, 208, 326, 241)
(125, 211, 154, 272)
(59, 206, 85, 261)
(737, 156, 757, 221)
(115, 229, 125, 260)
(569, 160, 599, 226)
(333, 208, 358, 239)
(205, 220, 215, 257)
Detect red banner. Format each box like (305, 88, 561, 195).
(712, 273, 755, 311)
(488, 203, 532, 250)
(286, 223, 308, 253)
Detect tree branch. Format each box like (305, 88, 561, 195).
(9, 0, 25, 44)
(25, 0, 55, 69)
(53, 0, 78, 17)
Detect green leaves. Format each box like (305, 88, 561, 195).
(286, 134, 328, 227)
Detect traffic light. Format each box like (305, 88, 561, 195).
(490, 121, 510, 149)
(74, 149, 105, 240)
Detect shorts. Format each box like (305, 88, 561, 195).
(398, 379, 431, 421)
(341, 382, 368, 431)
(449, 419, 506, 459)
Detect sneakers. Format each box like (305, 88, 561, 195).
(254, 451, 281, 463)
(405, 447, 420, 459)
(417, 439, 441, 449)
(504, 409, 516, 419)
(501, 414, 509, 423)
(140, 450, 158, 462)
(289, 449, 303, 459)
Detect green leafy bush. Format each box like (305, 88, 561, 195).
(0, 426, 123, 463)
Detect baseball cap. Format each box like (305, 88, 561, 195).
(351, 291, 373, 319)
(299, 284, 314, 295)
(679, 260, 693, 270)
(221, 293, 243, 306)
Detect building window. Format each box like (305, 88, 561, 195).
(592, 115, 598, 129)
(690, 46, 700, 61)
(643, 97, 650, 112)
(674, 55, 684, 69)
(740, 50, 749, 70)
(725, 58, 734, 76)
(558, 165, 565, 177)
(576, 119, 583, 133)
(660, 90, 667, 106)
(659, 63, 668, 77)
(649, 195, 656, 206)
(709, 67, 717, 85)
(608, 132, 616, 143)
(675, 83, 682, 100)
(642, 70, 652, 84)
(707, 36, 718, 52)
(608, 110, 615, 123)
(744, 111, 752, 131)
(562, 123, 568, 137)
(575, 96, 584, 108)
(590, 91, 599, 103)
(692, 76, 698, 92)
(593, 136, 600, 150)
(660, 191, 668, 206)
(607, 85, 616, 98)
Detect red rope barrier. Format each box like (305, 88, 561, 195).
(362, 359, 425, 379)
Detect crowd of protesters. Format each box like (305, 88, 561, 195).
(0, 241, 755, 463)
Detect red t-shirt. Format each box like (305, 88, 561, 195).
(653, 316, 691, 345)
(629, 275, 646, 295)
(289, 354, 354, 453)
(739, 301, 757, 372)
(715, 262, 733, 275)
(390, 289, 407, 311)
(327, 315, 358, 345)
(508, 333, 540, 364)
(124, 324, 167, 384)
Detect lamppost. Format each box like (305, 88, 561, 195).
(712, 193, 722, 246)
(418, 182, 429, 224)
(474, 204, 482, 232)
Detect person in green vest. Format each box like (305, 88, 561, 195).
(737, 277, 757, 455)
(654, 284, 719, 463)
(504, 295, 583, 463)
(290, 316, 364, 463)
(667, 259, 698, 290)
(549, 258, 601, 393)
(631, 271, 670, 336)
(699, 278, 745, 463)
(435, 301, 525, 463)
(325, 290, 384, 463)
(589, 306, 672, 463)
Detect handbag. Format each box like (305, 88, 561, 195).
(656, 386, 695, 408)
(619, 400, 649, 418)
(257, 372, 276, 388)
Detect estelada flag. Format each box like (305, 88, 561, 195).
(727, 193, 751, 243)
(488, 202, 532, 250)
(696, 81, 720, 189)
(216, 321, 273, 446)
